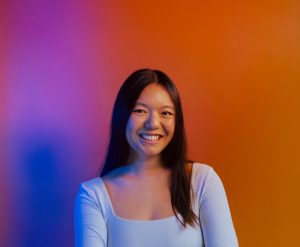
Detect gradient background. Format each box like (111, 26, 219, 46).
(1, 0, 300, 246)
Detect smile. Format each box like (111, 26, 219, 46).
(139, 134, 163, 143)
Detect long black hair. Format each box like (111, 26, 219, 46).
(100, 68, 198, 228)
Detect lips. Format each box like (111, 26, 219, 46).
(139, 133, 163, 143)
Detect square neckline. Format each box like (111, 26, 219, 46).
(99, 163, 195, 222)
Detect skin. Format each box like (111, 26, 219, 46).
(125, 82, 176, 178)
(102, 83, 177, 220)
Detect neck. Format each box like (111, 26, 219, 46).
(127, 155, 169, 177)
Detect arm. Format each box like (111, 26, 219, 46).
(199, 168, 239, 247)
(74, 183, 107, 247)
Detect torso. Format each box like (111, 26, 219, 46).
(102, 162, 193, 221)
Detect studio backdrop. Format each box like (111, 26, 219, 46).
(1, 1, 299, 246)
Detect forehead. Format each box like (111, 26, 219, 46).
(136, 83, 174, 108)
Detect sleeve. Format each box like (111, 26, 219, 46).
(74, 183, 108, 247)
(199, 167, 239, 247)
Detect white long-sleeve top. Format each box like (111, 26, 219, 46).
(74, 163, 239, 247)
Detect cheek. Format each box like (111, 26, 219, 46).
(125, 118, 139, 142)
(125, 121, 133, 138)
(165, 120, 176, 135)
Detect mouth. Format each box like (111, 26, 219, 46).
(139, 133, 163, 144)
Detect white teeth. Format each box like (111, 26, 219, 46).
(140, 134, 161, 141)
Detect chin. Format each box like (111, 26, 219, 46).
(139, 150, 162, 158)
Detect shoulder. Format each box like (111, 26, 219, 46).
(192, 162, 215, 179)
(78, 177, 102, 195)
(75, 177, 108, 211)
(191, 162, 222, 193)
(191, 162, 229, 204)
(100, 166, 132, 191)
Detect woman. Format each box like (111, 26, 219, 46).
(74, 68, 239, 247)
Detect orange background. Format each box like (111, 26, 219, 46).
(2, 0, 300, 246)
(96, 2, 300, 244)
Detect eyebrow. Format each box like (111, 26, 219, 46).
(135, 102, 175, 109)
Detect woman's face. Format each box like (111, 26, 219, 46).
(125, 83, 176, 160)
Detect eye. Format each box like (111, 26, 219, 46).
(162, 111, 174, 116)
(133, 109, 147, 113)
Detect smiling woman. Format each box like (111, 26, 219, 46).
(74, 69, 239, 247)
(126, 83, 176, 160)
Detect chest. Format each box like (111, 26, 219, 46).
(103, 179, 174, 220)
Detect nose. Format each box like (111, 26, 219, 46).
(144, 112, 160, 130)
